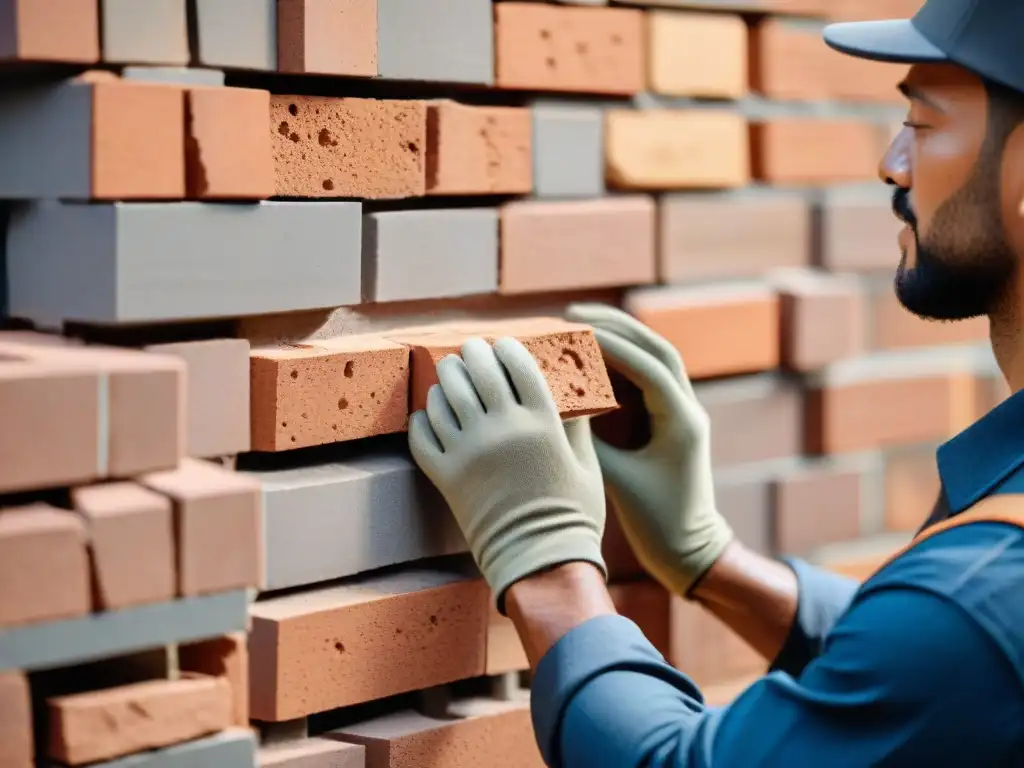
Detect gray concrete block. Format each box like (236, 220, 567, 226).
(6, 201, 363, 326)
(43, 728, 257, 768)
(0, 589, 248, 673)
(362, 208, 498, 303)
(193, 0, 277, 71)
(250, 448, 467, 592)
(378, 0, 493, 84)
(532, 105, 605, 198)
(122, 65, 225, 86)
(101, 0, 189, 65)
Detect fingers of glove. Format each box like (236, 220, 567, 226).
(435, 353, 486, 427)
(424, 383, 461, 450)
(459, 337, 516, 413)
(590, 432, 638, 491)
(408, 410, 444, 477)
(563, 415, 598, 467)
(491, 336, 560, 419)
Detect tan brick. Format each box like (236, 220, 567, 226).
(775, 269, 865, 371)
(386, 317, 617, 417)
(605, 109, 749, 190)
(773, 461, 865, 555)
(271, 95, 426, 199)
(485, 604, 528, 675)
(250, 336, 410, 451)
(426, 101, 531, 196)
(327, 696, 545, 767)
(140, 458, 263, 595)
(249, 568, 489, 721)
(884, 447, 940, 533)
(625, 284, 780, 380)
(609, 581, 671, 659)
(752, 119, 882, 184)
(0, 504, 90, 627)
(647, 11, 747, 98)
(499, 196, 656, 293)
(276, 0, 377, 77)
(144, 338, 252, 458)
(259, 738, 365, 768)
(0, 0, 99, 63)
(186, 86, 274, 199)
(47, 674, 232, 765)
(870, 286, 989, 350)
(71, 482, 175, 610)
(659, 192, 812, 283)
(0, 671, 33, 768)
(819, 193, 904, 271)
(179, 632, 250, 727)
(670, 598, 766, 686)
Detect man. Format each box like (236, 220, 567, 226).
(408, 0, 1024, 764)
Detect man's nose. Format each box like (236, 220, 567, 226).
(879, 126, 912, 187)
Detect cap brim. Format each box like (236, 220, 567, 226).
(823, 19, 947, 64)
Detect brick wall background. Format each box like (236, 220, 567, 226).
(0, 1, 1000, 766)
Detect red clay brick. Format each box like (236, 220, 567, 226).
(250, 336, 410, 451)
(259, 738, 365, 767)
(773, 461, 866, 555)
(386, 317, 617, 417)
(0, 504, 90, 627)
(249, 568, 489, 721)
(0, 671, 33, 768)
(179, 632, 250, 727)
(829, 0, 923, 21)
(670, 597, 766, 687)
(605, 109, 749, 189)
(818, 193, 904, 272)
(775, 269, 865, 371)
(494, 2, 644, 95)
(426, 101, 531, 196)
(499, 197, 656, 294)
(658, 192, 812, 283)
(486, 604, 528, 675)
(870, 285, 989, 350)
(884, 447, 940, 533)
(752, 119, 883, 185)
(0, 0, 99, 63)
(70, 482, 176, 610)
(140, 458, 263, 596)
(647, 10, 747, 98)
(271, 95, 426, 199)
(609, 580, 671, 659)
(276, 0, 376, 77)
(625, 284, 780, 380)
(47, 674, 232, 765)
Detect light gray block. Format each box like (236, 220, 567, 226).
(101, 0, 189, 65)
(193, 0, 277, 71)
(43, 729, 257, 768)
(122, 65, 225, 86)
(251, 449, 467, 592)
(362, 208, 498, 302)
(532, 105, 605, 198)
(378, 0, 493, 84)
(0, 589, 248, 673)
(6, 201, 362, 326)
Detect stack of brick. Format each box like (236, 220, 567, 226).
(0, 0, 1000, 765)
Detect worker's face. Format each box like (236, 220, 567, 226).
(880, 64, 1022, 321)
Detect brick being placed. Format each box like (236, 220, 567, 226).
(646, 10, 748, 98)
(494, 2, 645, 95)
(325, 694, 545, 767)
(499, 196, 656, 293)
(605, 109, 750, 190)
(425, 101, 531, 196)
(99, 0, 188, 65)
(140, 458, 263, 596)
(773, 267, 866, 370)
(0, 670, 32, 768)
(362, 208, 499, 302)
(192, 0, 276, 71)
(0, 0, 99, 63)
(247, 446, 466, 592)
(277, 0, 376, 77)
(5, 200, 362, 326)
(46, 673, 232, 765)
(817, 187, 905, 271)
(385, 317, 618, 416)
(624, 283, 780, 379)
(271, 95, 426, 199)
(249, 566, 489, 721)
(179, 633, 249, 727)
(0, 77, 184, 199)
(752, 119, 885, 185)
(531, 104, 604, 198)
(259, 738, 365, 768)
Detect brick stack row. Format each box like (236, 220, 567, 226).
(0, 0, 992, 766)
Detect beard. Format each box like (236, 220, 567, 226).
(893, 165, 1016, 322)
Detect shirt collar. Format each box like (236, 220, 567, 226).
(937, 386, 1024, 513)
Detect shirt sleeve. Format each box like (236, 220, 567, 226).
(768, 557, 860, 677)
(530, 578, 1024, 767)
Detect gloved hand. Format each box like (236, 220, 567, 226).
(408, 336, 607, 613)
(564, 303, 733, 596)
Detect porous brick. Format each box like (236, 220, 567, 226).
(0, 0, 99, 62)
(647, 10, 747, 98)
(277, 0, 376, 77)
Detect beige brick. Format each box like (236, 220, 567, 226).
(0, 671, 33, 768)
(647, 10, 747, 98)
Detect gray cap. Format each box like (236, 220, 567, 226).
(824, 0, 1024, 94)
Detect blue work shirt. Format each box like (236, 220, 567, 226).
(530, 387, 1024, 767)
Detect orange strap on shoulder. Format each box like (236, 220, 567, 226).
(870, 493, 1024, 579)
